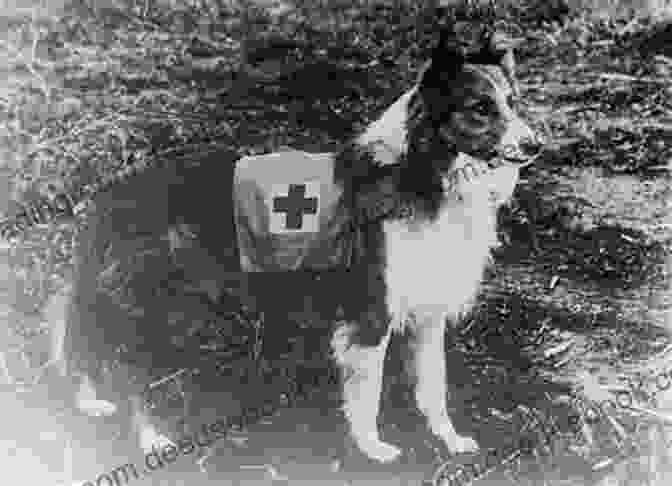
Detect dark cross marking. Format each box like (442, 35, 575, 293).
(272, 183, 318, 230)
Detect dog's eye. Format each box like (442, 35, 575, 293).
(469, 100, 493, 117)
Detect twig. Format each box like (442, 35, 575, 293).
(552, 103, 603, 115)
(604, 119, 671, 132)
(148, 368, 187, 389)
(521, 82, 597, 92)
(0, 37, 50, 99)
(627, 404, 672, 424)
(599, 72, 671, 85)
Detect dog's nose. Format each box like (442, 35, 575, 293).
(518, 136, 544, 158)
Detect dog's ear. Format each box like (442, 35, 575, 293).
(415, 26, 464, 127)
(425, 22, 515, 79)
(467, 24, 512, 66)
(425, 24, 467, 80)
(463, 24, 521, 94)
(417, 23, 466, 104)
(481, 28, 521, 93)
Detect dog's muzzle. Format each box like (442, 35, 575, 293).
(496, 116, 546, 165)
(498, 137, 544, 164)
(446, 154, 518, 206)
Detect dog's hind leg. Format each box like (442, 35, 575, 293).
(331, 322, 401, 463)
(410, 314, 479, 455)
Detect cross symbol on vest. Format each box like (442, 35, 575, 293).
(269, 182, 320, 233)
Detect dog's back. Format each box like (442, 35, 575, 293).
(65, 152, 240, 382)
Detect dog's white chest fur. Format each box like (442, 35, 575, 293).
(383, 191, 497, 329)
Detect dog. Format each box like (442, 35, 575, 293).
(55, 22, 541, 468)
(327, 26, 539, 462)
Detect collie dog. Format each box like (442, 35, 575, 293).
(56, 22, 540, 466)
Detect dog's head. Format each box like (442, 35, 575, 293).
(407, 22, 541, 169)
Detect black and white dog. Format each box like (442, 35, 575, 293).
(328, 25, 539, 462)
(55, 22, 541, 467)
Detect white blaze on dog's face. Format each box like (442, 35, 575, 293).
(447, 152, 521, 207)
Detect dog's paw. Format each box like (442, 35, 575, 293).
(357, 437, 403, 463)
(434, 424, 479, 454)
(446, 434, 479, 454)
(139, 424, 176, 454)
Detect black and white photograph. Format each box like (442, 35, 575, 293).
(0, 0, 670, 485)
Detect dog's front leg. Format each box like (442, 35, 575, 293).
(129, 394, 176, 454)
(331, 322, 400, 462)
(411, 314, 478, 454)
